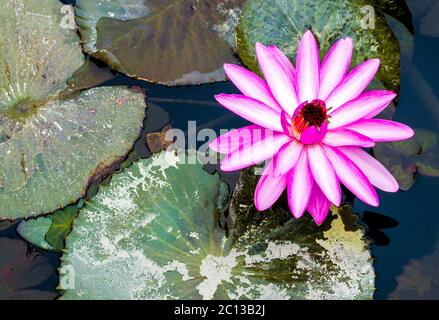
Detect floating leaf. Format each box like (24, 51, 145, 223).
(390, 240, 439, 299)
(75, 0, 245, 85)
(0, 1, 146, 219)
(17, 217, 54, 251)
(60, 152, 374, 300)
(0, 238, 56, 300)
(236, 0, 401, 92)
(0, 86, 146, 219)
(61, 57, 115, 96)
(374, 129, 439, 190)
(17, 205, 79, 252)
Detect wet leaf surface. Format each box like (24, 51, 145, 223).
(60, 152, 374, 300)
(0, 0, 147, 219)
(0, 238, 56, 300)
(75, 0, 245, 85)
(236, 0, 402, 93)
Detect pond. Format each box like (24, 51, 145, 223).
(0, 0, 438, 300)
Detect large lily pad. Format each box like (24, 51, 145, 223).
(236, 0, 401, 93)
(0, 1, 146, 219)
(59, 152, 374, 300)
(75, 0, 245, 85)
(0, 86, 146, 219)
(0, 238, 56, 300)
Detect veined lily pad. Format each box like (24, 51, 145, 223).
(75, 0, 245, 85)
(236, 0, 401, 92)
(0, 0, 146, 219)
(59, 152, 374, 300)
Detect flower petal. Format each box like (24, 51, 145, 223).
(307, 184, 331, 225)
(325, 59, 381, 110)
(296, 30, 320, 103)
(338, 146, 399, 192)
(223, 64, 282, 112)
(323, 146, 379, 206)
(323, 128, 375, 147)
(318, 37, 353, 100)
(214, 94, 283, 132)
(287, 151, 314, 218)
(255, 160, 288, 211)
(220, 133, 290, 171)
(209, 125, 266, 154)
(328, 90, 396, 129)
(307, 144, 341, 206)
(273, 139, 304, 177)
(256, 42, 298, 116)
(268, 45, 296, 84)
(344, 119, 415, 142)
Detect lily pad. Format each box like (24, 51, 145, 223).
(0, 0, 147, 219)
(75, 0, 245, 85)
(0, 238, 57, 300)
(59, 152, 374, 300)
(17, 205, 79, 252)
(374, 129, 439, 190)
(236, 0, 401, 92)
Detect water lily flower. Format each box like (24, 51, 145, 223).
(210, 30, 414, 225)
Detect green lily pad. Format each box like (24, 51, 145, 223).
(75, 0, 245, 85)
(59, 152, 374, 300)
(17, 217, 54, 251)
(236, 0, 401, 93)
(17, 205, 79, 252)
(0, 1, 146, 219)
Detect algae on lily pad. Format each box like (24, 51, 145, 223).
(75, 0, 245, 85)
(236, 0, 401, 92)
(59, 152, 374, 300)
(0, 0, 147, 219)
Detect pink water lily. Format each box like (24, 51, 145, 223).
(210, 30, 414, 225)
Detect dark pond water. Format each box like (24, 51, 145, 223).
(1, 0, 439, 300)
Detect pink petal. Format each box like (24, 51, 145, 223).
(318, 37, 353, 101)
(325, 59, 381, 110)
(256, 43, 299, 116)
(307, 184, 331, 225)
(255, 160, 288, 211)
(296, 30, 320, 103)
(224, 64, 282, 112)
(220, 133, 290, 171)
(273, 139, 304, 177)
(287, 151, 314, 218)
(338, 147, 399, 192)
(323, 128, 375, 147)
(307, 144, 341, 206)
(268, 45, 296, 84)
(344, 119, 415, 142)
(214, 94, 283, 132)
(323, 146, 379, 207)
(209, 125, 265, 154)
(328, 90, 396, 129)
